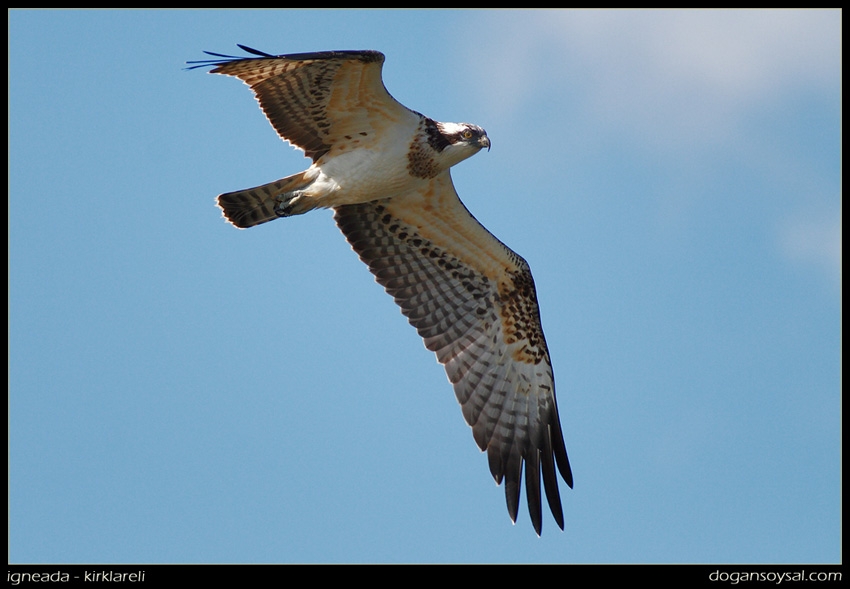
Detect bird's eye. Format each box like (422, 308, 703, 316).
(461, 129, 474, 140)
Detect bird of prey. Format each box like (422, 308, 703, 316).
(188, 46, 573, 534)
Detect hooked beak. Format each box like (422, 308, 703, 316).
(479, 134, 491, 152)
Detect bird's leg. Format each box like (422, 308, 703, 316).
(274, 190, 307, 217)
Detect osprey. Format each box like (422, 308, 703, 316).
(189, 46, 573, 534)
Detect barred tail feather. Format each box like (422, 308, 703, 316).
(216, 172, 312, 228)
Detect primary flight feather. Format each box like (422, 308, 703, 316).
(189, 46, 573, 534)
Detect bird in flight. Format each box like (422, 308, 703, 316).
(189, 46, 573, 534)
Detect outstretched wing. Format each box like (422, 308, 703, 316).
(188, 46, 416, 162)
(333, 172, 573, 535)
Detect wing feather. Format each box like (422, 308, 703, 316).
(333, 172, 573, 533)
(191, 47, 415, 162)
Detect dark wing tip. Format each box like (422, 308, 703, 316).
(184, 48, 246, 71)
(236, 44, 275, 58)
(525, 452, 544, 536)
(551, 410, 574, 489)
(185, 45, 384, 71)
(514, 412, 573, 534)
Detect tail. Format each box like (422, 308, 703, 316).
(216, 171, 314, 228)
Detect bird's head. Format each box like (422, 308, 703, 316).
(433, 121, 490, 167)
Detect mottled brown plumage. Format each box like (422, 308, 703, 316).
(190, 46, 572, 534)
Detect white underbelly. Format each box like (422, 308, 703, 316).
(309, 143, 422, 207)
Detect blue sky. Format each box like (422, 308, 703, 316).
(9, 10, 840, 564)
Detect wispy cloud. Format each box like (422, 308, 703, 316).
(464, 10, 841, 289)
(468, 9, 840, 149)
(778, 213, 842, 291)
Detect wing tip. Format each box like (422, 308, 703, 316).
(186, 45, 385, 72)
